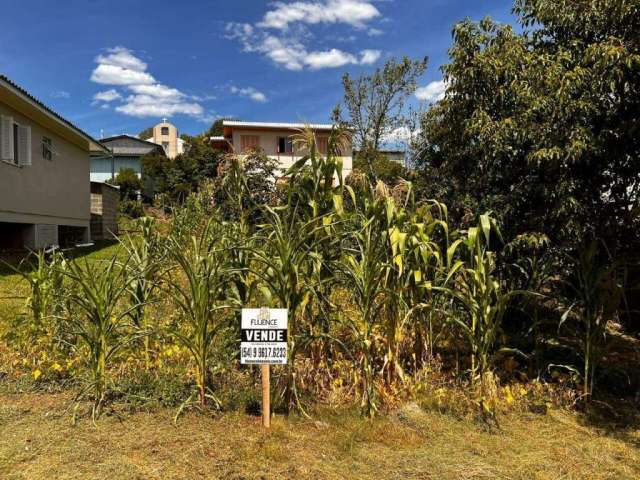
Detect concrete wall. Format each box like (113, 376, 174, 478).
(230, 128, 353, 178)
(90, 182, 119, 240)
(0, 100, 90, 248)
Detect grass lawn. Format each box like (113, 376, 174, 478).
(0, 241, 122, 322)
(0, 393, 638, 479)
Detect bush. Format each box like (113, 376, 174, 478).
(119, 199, 144, 218)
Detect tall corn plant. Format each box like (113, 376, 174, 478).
(165, 219, 231, 408)
(335, 205, 390, 417)
(560, 240, 622, 400)
(250, 205, 322, 414)
(285, 125, 350, 362)
(61, 254, 135, 418)
(430, 215, 527, 390)
(119, 217, 164, 367)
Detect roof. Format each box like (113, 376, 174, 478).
(101, 134, 164, 148)
(90, 181, 120, 190)
(97, 134, 166, 157)
(0, 75, 108, 153)
(222, 120, 335, 131)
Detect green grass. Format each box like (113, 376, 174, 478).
(0, 241, 122, 324)
(0, 394, 638, 479)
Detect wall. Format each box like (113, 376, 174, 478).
(149, 122, 179, 159)
(90, 156, 141, 183)
(230, 128, 353, 178)
(0, 101, 90, 229)
(90, 183, 119, 240)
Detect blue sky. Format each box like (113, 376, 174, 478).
(0, 0, 515, 139)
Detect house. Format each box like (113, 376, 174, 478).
(145, 120, 186, 159)
(90, 134, 166, 183)
(380, 150, 406, 166)
(0, 75, 108, 249)
(354, 149, 407, 167)
(211, 120, 353, 179)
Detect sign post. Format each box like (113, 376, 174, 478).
(241, 308, 288, 429)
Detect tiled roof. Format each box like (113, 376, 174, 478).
(0, 74, 108, 152)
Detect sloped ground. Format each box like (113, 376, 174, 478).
(0, 393, 638, 480)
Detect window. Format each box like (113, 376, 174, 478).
(161, 127, 170, 135)
(240, 135, 260, 152)
(13, 124, 19, 165)
(42, 137, 52, 161)
(162, 141, 170, 153)
(277, 137, 293, 154)
(317, 136, 328, 155)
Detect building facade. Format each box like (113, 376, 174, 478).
(90, 134, 165, 183)
(211, 121, 353, 179)
(145, 120, 185, 159)
(0, 75, 107, 249)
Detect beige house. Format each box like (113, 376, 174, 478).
(211, 121, 353, 179)
(145, 120, 185, 159)
(0, 75, 107, 249)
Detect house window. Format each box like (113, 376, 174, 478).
(161, 127, 170, 135)
(317, 136, 328, 155)
(240, 135, 260, 152)
(162, 141, 170, 153)
(42, 137, 52, 161)
(13, 123, 19, 165)
(277, 137, 293, 154)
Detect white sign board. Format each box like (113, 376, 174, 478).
(241, 308, 288, 365)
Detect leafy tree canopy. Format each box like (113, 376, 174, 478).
(416, 0, 640, 258)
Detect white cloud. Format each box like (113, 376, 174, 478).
(115, 95, 204, 118)
(96, 46, 148, 72)
(415, 80, 446, 103)
(51, 91, 70, 99)
(382, 126, 419, 145)
(93, 89, 122, 103)
(230, 86, 268, 103)
(90, 47, 209, 120)
(258, 0, 380, 30)
(227, 24, 381, 71)
(305, 48, 379, 69)
(359, 49, 381, 64)
(225, 0, 383, 71)
(91, 64, 155, 86)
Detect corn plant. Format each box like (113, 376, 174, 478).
(165, 219, 232, 408)
(429, 215, 528, 392)
(250, 205, 322, 414)
(335, 207, 390, 417)
(10, 249, 66, 327)
(61, 254, 136, 418)
(119, 217, 164, 367)
(560, 240, 622, 400)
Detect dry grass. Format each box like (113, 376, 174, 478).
(0, 393, 638, 480)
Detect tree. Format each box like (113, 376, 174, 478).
(141, 136, 223, 203)
(114, 168, 142, 201)
(352, 151, 409, 185)
(416, 1, 640, 259)
(336, 56, 427, 179)
(138, 126, 154, 140)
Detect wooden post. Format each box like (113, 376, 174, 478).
(261, 364, 271, 428)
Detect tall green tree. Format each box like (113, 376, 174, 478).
(336, 56, 428, 179)
(416, 0, 640, 258)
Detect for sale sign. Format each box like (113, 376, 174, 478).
(241, 308, 288, 365)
